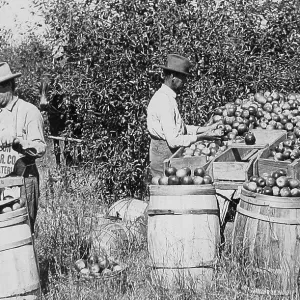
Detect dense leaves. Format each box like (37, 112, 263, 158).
(1, 0, 300, 200)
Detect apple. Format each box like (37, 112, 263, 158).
(271, 171, 281, 179)
(158, 176, 169, 185)
(184, 148, 194, 156)
(74, 259, 86, 271)
(12, 202, 21, 211)
(180, 175, 193, 185)
(256, 177, 266, 187)
(289, 178, 300, 189)
(263, 186, 273, 195)
(151, 176, 161, 185)
(248, 181, 257, 192)
(256, 187, 263, 194)
(276, 176, 289, 188)
(87, 254, 98, 266)
(291, 188, 300, 197)
(168, 175, 180, 185)
(265, 176, 276, 187)
(243, 181, 249, 190)
(272, 186, 280, 196)
(203, 175, 213, 184)
(90, 263, 101, 273)
(80, 268, 90, 275)
(193, 176, 204, 185)
(280, 186, 291, 197)
(194, 167, 206, 177)
(165, 166, 177, 177)
(274, 153, 284, 161)
(0, 207, 12, 213)
(277, 169, 287, 177)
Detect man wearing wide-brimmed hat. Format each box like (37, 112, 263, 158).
(0, 62, 46, 232)
(147, 54, 222, 177)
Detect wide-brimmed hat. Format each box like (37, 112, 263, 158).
(160, 54, 192, 76)
(0, 62, 21, 84)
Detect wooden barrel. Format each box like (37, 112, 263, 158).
(0, 207, 40, 299)
(148, 185, 220, 291)
(108, 198, 148, 222)
(232, 188, 300, 296)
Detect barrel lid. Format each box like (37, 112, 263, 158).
(149, 184, 216, 196)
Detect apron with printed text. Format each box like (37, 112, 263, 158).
(0, 105, 22, 177)
(0, 101, 39, 232)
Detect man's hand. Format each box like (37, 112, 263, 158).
(208, 121, 222, 130)
(196, 128, 224, 141)
(0, 133, 15, 148)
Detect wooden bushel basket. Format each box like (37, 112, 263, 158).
(0, 207, 40, 299)
(232, 188, 300, 296)
(147, 185, 220, 291)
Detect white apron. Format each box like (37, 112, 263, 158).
(0, 102, 23, 177)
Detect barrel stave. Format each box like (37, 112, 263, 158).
(233, 188, 300, 294)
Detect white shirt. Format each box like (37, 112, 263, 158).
(147, 84, 198, 148)
(0, 96, 46, 158)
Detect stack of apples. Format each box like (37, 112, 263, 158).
(207, 91, 300, 141)
(182, 140, 228, 161)
(151, 166, 213, 185)
(243, 169, 300, 197)
(271, 137, 300, 162)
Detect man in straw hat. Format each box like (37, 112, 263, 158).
(147, 54, 222, 177)
(0, 62, 46, 232)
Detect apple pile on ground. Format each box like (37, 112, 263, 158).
(151, 166, 213, 185)
(243, 169, 300, 197)
(271, 137, 300, 162)
(75, 251, 123, 278)
(208, 91, 300, 142)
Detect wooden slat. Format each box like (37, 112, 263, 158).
(149, 184, 215, 196)
(213, 162, 249, 181)
(0, 177, 23, 188)
(241, 149, 258, 161)
(230, 129, 287, 149)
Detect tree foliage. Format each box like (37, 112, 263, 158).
(2, 0, 300, 200)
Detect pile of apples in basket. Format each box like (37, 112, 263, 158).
(243, 169, 300, 197)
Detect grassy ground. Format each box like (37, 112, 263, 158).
(34, 143, 299, 300)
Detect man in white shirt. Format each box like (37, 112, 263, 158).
(0, 62, 46, 232)
(147, 54, 221, 177)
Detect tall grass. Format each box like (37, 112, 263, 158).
(35, 161, 299, 300)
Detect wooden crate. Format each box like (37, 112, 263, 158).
(230, 129, 287, 149)
(210, 147, 259, 182)
(256, 147, 300, 179)
(163, 147, 208, 172)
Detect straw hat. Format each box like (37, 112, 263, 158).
(0, 62, 21, 84)
(160, 54, 192, 76)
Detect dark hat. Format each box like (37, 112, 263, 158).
(160, 54, 192, 76)
(0, 62, 21, 84)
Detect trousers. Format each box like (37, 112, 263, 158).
(149, 139, 177, 178)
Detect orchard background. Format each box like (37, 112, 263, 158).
(1, 0, 300, 298)
(1, 0, 300, 201)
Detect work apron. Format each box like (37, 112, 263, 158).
(0, 106, 39, 233)
(149, 138, 178, 178)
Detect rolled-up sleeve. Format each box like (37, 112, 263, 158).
(159, 100, 197, 149)
(23, 108, 46, 158)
